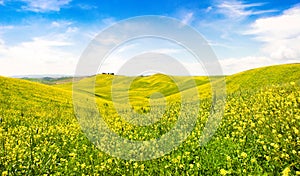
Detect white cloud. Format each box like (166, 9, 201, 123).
(0, 25, 14, 30)
(207, 3, 300, 75)
(0, 17, 121, 76)
(77, 3, 97, 10)
(216, 0, 277, 19)
(247, 5, 300, 61)
(175, 9, 195, 25)
(100, 52, 206, 76)
(181, 12, 194, 25)
(247, 5, 300, 41)
(150, 48, 183, 55)
(205, 6, 213, 13)
(0, 39, 6, 54)
(20, 0, 72, 12)
(207, 40, 235, 49)
(196, 1, 277, 45)
(220, 56, 273, 74)
(0, 0, 4, 5)
(115, 43, 138, 53)
(83, 18, 116, 40)
(0, 34, 77, 76)
(51, 21, 72, 28)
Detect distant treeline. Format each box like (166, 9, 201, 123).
(102, 73, 114, 75)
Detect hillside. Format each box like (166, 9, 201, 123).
(22, 76, 74, 85)
(0, 63, 300, 175)
(0, 76, 75, 133)
(55, 63, 300, 102)
(225, 63, 300, 93)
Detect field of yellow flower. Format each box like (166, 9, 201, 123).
(0, 64, 299, 175)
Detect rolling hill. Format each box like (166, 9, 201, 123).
(53, 63, 300, 102)
(0, 63, 299, 175)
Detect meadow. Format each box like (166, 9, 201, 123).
(0, 64, 299, 175)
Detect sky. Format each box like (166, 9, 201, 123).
(0, 0, 300, 76)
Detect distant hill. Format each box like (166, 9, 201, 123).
(52, 63, 300, 102)
(13, 74, 71, 78)
(1, 63, 299, 106)
(22, 76, 74, 85)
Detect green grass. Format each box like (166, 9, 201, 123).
(57, 63, 300, 103)
(0, 63, 300, 175)
(22, 76, 74, 85)
(225, 63, 300, 93)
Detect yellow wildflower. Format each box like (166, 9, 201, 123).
(226, 155, 231, 161)
(140, 164, 145, 171)
(220, 169, 228, 175)
(282, 167, 290, 176)
(240, 152, 247, 158)
(133, 162, 138, 169)
(251, 158, 256, 163)
(2, 171, 8, 176)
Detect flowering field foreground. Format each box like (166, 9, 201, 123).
(0, 64, 300, 175)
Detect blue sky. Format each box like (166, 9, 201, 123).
(0, 0, 300, 76)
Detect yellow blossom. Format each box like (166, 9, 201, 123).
(282, 167, 290, 176)
(251, 158, 256, 163)
(107, 159, 113, 163)
(240, 152, 247, 158)
(226, 156, 231, 161)
(220, 169, 228, 175)
(1, 171, 8, 176)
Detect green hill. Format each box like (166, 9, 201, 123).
(22, 76, 74, 85)
(55, 63, 300, 103)
(0, 63, 299, 175)
(226, 63, 300, 93)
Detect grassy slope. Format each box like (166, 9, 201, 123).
(0, 63, 300, 174)
(0, 76, 74, 126)
(2, 63, 298, 114)
(22, 77, 74, 85)
(178, 63, 300, 100)
(0, 76, 99, 175)
(0, 76, 72, 106)
(225, 63, 300, 93)
(54, 63, 300, 102)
